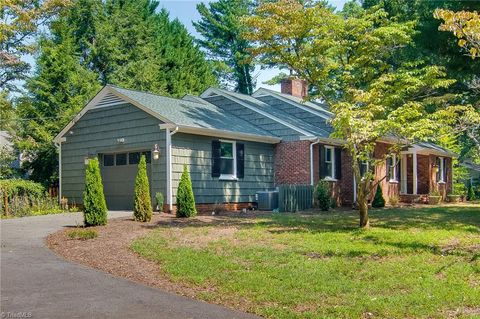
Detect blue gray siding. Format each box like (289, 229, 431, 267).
(171, 133, 275, 204)
(61, 103, 166, 206)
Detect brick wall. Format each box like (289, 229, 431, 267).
(274, 140, 311, 185)
(373, 142, 399, 203)
(339, 149, 354, 206)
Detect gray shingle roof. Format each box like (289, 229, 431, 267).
(255, 88, 333, 118)
(219, 89, 331, 138)
(110, 86, 276, 138)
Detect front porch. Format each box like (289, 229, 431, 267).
(397, 145, 452, 202)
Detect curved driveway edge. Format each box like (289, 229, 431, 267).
(1, 212, 259, 319)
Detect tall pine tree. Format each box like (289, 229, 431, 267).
(17, 0, 216, 186)
(17, 24, 100, 185)
(194, 0, 256, 94)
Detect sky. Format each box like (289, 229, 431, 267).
(160, 0, 349, 92)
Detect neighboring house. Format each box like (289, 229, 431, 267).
(461, 161, 480, 185)
(53, 79, 455, 211)
(0, 131, 21, 172)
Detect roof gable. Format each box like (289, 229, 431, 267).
(55, 86, 279, 143)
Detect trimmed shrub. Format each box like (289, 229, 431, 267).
(315, 180, 331, 211)
(155, 192, 164, 212)
(372, 185, 385, 208)
(176, 165, 196, 218)
(467, 183, 476, 201)
(83, 158, 107, 226)
(134, 155, 153, 222)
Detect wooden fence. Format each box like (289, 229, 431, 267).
(278, 184, 314, 212)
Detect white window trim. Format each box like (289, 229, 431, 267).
(389, 154, 398, 183)
(323, 146, 336, 181)
(219, 139, 237, 180)
(438, 156, 445, 183)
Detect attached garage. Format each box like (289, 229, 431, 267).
(100, 151, 152, 210)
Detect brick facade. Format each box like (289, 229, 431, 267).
(373, 142, 399, 203)
(274, 140, 311, 185)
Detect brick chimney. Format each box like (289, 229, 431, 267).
(281, 78, 308, 98)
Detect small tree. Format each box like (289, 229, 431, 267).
(315, 181, 331, 211)
(176, 165, 196, 218)
(372, 185, 385, 208)
(83, 158, 107, 226)
(467, 182, 477, 201)
(133, 155, 152, 222)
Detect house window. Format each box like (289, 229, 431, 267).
(360, 161, 369, 177)
(103, 154, 114, 166)
(388, 154, 398, 182)
(115, 153, 127, 166)
(324, 146, 335, 179)
(437, 157, 445, 183)
(220, 141, 236, 178)
(129, 152, 141, 165)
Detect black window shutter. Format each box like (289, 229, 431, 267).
(443, 158, 448, 182)
(396, 157, 401, 181)
(319, 145, 326, 179)
(386, 158, 392, 180)
(211, 140, 221, 178)
(236, 143, 245, 178)
(335, 148, 342, 179)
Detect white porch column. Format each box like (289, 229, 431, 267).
(412, 151, 418, 195)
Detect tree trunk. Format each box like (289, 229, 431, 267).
(358, 199, 369, 228)
(357, 182, 370, 228)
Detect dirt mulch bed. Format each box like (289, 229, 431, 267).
(46, 212, 267, 301)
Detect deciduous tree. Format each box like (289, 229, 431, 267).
(245, 0, 455, 227)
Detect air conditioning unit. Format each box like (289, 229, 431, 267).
(256, 190, 279, 211)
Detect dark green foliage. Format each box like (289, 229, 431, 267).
(16, 0, 216, 186)
(133, 155, 152, 222)
(83, 158, 107, 226)
(467, 182, 476, 201)
(315, 181, 331, 211)
(372, 185, 386, 208)
(155, 192, 164, 212)
(176, 165, 196, 218)
(194, 0, 255, 94)
(16, 26, 100, 186)
(0, 179, 45, 200)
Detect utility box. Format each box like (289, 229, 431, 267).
(256, 191, 279, 211)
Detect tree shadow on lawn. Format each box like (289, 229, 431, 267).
(144, 206, 479, 234)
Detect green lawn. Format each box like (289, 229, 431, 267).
(132, 205, 480, 319)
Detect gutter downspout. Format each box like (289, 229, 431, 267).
(54, 137, 66, 203)
(310, 138, 321, 186)
(165, 126, 179, 212)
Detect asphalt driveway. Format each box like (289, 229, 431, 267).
(1, 212, 259, 319)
